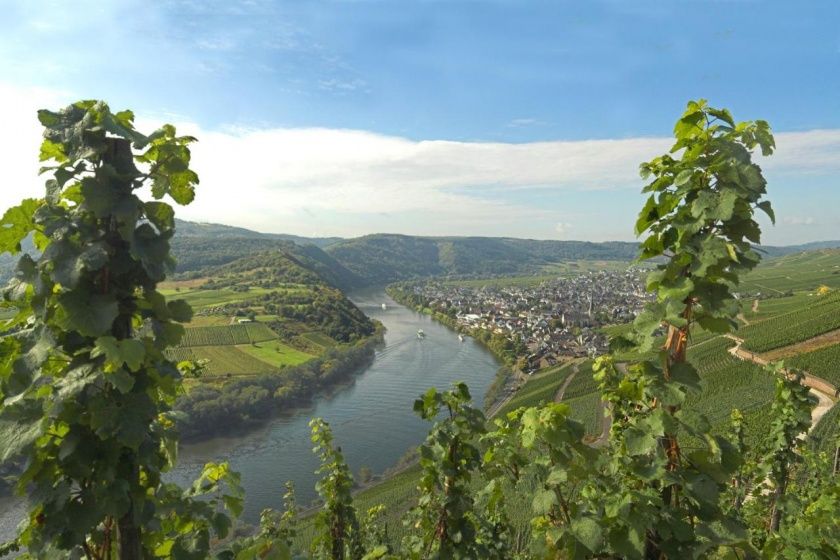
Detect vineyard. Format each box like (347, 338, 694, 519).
(496, 359, 602, 434)
(739, 248, 840, 294)
(167, 345, 278, 377)
(158, 286, 276, 309)
(179, 323, 279, 347)
(739, 290, 840, 352)
(787, 343, 840, 386)
(808, 403, 840, 475)
(685, 337, 777, 446)
(495, 361, 575, 416)
(741, 293, 813, 322)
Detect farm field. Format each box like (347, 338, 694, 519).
(739, 291, 840, 352)
(685, 337, 777, 447)
(159, 286, 276, 309)
(741, 293, 813, 322)
(739, 248, 840, 294)
(238, 341, 314, 368)
(179, 323, 279, 347)
(168, 345, 276, 377)
(808, 403, 840, 474)
(171, 321, 321, 376)
(299, 331, 338, 350)
(565, 392, 602, 435)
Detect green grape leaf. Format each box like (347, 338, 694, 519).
(571, 516, 604, 553)
(0, 199, 42, 254)
(55, 290, 119, 337)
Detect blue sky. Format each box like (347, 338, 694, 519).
(1, 0, 839, 244)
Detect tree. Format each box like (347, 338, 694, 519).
(604, 99, 776, 557)
(0, 101, 240, 559)
(310, 418, 364, 560)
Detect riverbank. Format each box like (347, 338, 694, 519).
(386, 284, 527, 411)
(387, 285, 517, 363)
(175, 322, 386, 442)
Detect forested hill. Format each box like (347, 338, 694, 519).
(324, 234, 641, 284)
(2, 218, 839, 288)
(171, 236, 365, 291)
(173, 218, 342, 247)
(169, 220, 840, 286)
(185, 250, 374, 344)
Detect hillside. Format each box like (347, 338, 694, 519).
(163, 250, 374, 349)
(325, 249, 840, 548)
(169, 220, 840, 286)
(170, 237, 364, 291)
(3, 218, 838, 287)
(173, 218, 343, 247)
(159, 249, 381, 440)
(325, 234, 643, 284)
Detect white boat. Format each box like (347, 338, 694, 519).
(381, 303, 387, 310)
(417, 329, 425, 339)
(458, 334, 465, 342)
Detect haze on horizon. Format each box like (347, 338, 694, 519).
(1, 0, 839, 245)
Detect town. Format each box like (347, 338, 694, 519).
(393, 269, 652, 373)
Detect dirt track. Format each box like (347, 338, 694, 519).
(724, 334, 838, 433)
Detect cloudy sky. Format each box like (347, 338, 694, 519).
(1, 0, 838, 244)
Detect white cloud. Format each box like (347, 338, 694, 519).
(507, 118, 545, 128)
(2, 82, 840, 240)
(555, 222, 573, 235)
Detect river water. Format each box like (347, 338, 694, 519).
(0, 288, 499, 540)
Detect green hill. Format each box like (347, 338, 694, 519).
(2, 218, 839, 287)
(324, 234, 642, 284)
(171, 237, 364, 291)
(164, 250, 374, 346)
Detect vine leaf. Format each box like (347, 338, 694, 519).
(55, 290, 119, 337)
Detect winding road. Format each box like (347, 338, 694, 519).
(724, 334, 838, 432)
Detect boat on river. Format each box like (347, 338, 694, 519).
(381, 303, 387, 310)
(458, 334, 465, 342)
(417, 329, 425, 339)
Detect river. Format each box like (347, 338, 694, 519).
(0, 288, 500, 541)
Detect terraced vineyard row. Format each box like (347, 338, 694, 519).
(496, 361, 575, 416)
(739, 291, 840, 352)
(787, 343, 840, 386)
(179, 323, 279, 347)
(681, 336, 778, 447)
(167, 345, 276, 376)
(565, 392, 601, 434)
(559, 359, 596, 400)
(808, 403, 840, 474)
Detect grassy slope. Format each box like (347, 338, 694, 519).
(739, 248, 840, 294)
(238, 341, 314, 367)
(161, 249, 373, 381)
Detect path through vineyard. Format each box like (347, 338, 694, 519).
(553, 361, 581, 402)
(724, 334, 838, 432)
(552, 361, 612, 447)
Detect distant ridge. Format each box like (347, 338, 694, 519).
(173, 219, 342, 247)
(2, 219, 838, 287)
(168, 219, 840, 287)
